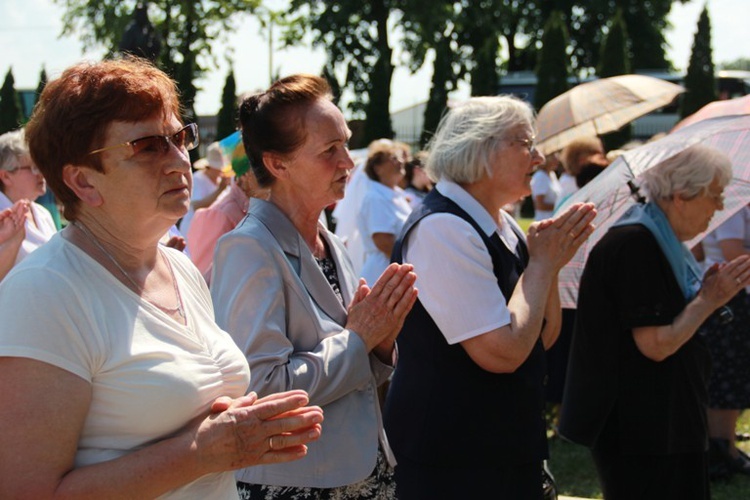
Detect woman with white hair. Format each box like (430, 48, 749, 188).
(560, 144, 750, 499)
(383, 95, 596, 498)
(0, 128, 56, 273)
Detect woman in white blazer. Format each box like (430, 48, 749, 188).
(211, 74, 418, 499)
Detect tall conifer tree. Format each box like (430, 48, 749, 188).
(535, 10, 570, 111)
(216, 68, 238, 140)
(680, 6, 717, 118)
(599, 8, 632, 150)
(0, 69, 21, 134)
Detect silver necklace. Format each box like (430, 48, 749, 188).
(73, 221, 186, 320)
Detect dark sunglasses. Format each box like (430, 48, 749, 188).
(88, 123, 199, 157)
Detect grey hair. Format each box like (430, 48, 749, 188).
(0, 129, 27, 172)
(640, 143, 733, 200)
(425, 95, 536, 184)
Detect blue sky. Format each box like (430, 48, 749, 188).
(1, 0, 748, 116)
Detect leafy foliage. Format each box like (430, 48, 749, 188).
(216, 68, 237, 140)
(35, 68, 48, 104)
(560, 0, 681, 74)
(721, 58, 750, 71)
(286, 0, 396, 144)
(399, 0, 466, 146)
(598, 7, 632, 149)
(53, 0, 259, 121)
(534, 10, 570, 111)
(680, 6, 717, 118)
(0, 69, 22, 135)
(597, 7, 630, 77)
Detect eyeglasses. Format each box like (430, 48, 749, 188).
(11, 164, 41, 175)
(88, 123, 199, 157)
(505, 136, 537, 154)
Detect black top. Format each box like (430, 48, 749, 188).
(383, 188, 548, 467)
(559, 224, 711, 455)
(315, 239, 344, 306)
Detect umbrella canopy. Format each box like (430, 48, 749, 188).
(556, 114, 750, 309)
(536, 74, 685, 155)
(672, 94, 750, 132)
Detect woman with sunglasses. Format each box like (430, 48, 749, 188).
(0, 58, 324, 499)
(0, 128, 57, 278)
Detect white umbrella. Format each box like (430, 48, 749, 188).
(536, 74, 685, 155)
(556, 114, 750, 309)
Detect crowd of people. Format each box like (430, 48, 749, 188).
(0, 55, 748, 500)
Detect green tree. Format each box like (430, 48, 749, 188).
(286, 0, 396, 144)
(534, 10, 570, 111)
(721, 58, 750, 71)
(35, 67, 48, 103)
(400, 0, 467, 147)
(54, 0, 260, 122)
(680, 6, 717, 119)
(597, 8, 630, 77)
(456, 1, 545, 95)
(321, 62, 343, 107)
(216, 68, 237, 140)
(598, 8, 632, 150)
(0, 69, 22, 135)
(547, 0, 685, 75)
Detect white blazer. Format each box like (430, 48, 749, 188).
(211, 198, 394, 488)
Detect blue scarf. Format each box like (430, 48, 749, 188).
(612, 202, 702, 300)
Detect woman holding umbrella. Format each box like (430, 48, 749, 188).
(560, 144, 750, 499)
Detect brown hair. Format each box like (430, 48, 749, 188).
(238, 74, 333, 188)
(25, 57, 182, 220)
(559, 136, 604, 177)
(364, 150, 393, 182)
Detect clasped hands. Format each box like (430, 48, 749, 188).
(193, 390, 323, 473)
(0, 200, 29, 247)
(526, 202, 597, 271)
(701, 254, 750, 308)
(345, 263, 419, 363)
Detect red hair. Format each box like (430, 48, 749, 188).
(25, 57, 182, 220)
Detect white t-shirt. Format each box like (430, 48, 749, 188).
(530, 169, 561, 221)
(180, 169, 220, 237)
(0, 234, 250, 499)
(357, 181, 412, 285)
(332, 162, 370, 276)
(0, 191, 57, 264)
(702, 205, 750, 293)
(556, 172, 578, 209)
(402, 179, 523, 344)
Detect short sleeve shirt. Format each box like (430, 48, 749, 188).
(402, 179, 524, 344)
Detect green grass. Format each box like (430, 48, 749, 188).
(518, 217, 533, 234)
(547, 412, 750, 499)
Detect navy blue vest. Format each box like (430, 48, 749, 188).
(383, 188, 548, 467)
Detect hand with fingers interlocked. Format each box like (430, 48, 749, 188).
(198, 390, 323, 472)
(345, 263, 418, 363)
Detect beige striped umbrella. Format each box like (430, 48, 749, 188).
(536, 74, 685, 155)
